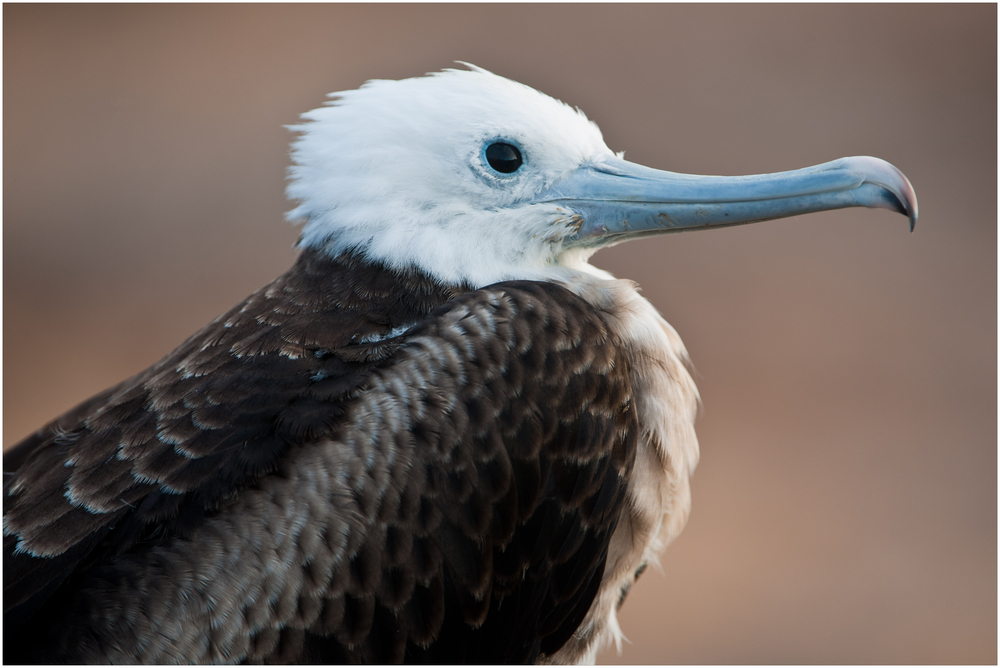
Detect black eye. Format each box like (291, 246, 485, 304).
(485, 142, 523, 174)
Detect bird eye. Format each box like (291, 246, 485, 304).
(485, 143, 523, 174)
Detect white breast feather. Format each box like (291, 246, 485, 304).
(543, 272, 700, 665)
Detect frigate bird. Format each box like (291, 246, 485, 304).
(3, 66, 917, 664)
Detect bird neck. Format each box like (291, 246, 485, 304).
(286, 248, 472, 338)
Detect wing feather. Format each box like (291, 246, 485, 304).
(4, 258, 639, 664)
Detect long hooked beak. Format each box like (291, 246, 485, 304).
(540, 155, 917, 249)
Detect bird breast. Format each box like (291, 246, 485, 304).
(543, 273, 700, 664)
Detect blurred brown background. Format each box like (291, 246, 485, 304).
(4, 4, 995, 664)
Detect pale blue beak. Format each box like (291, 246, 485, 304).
(539, 155, 917, 249)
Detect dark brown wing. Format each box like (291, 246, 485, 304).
(3, 250, 462, 656)
(4, 262, 637, 664)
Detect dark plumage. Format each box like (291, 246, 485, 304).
(4, 250, 638, 663)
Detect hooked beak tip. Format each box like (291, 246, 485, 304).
(842, 155, 917, 231)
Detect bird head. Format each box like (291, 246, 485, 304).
(287, 65, 916, 287)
